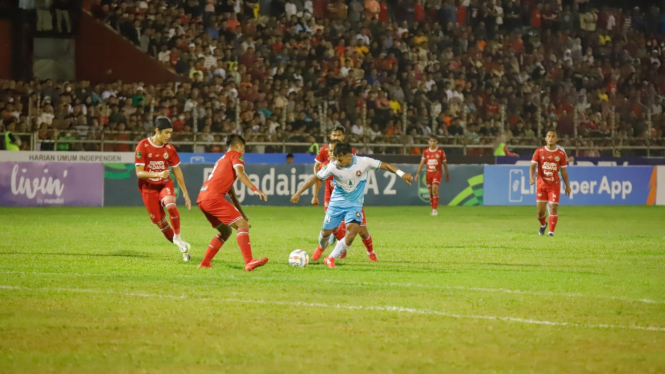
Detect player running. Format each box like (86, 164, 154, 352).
(415, 135, 449, 216)
(197, 134, 269, 271)
(529, 130, 571, 237)
(291, 141, 413, 268)
(135, 117, 192, 261)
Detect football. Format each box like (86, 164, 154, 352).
(288, 249, 309, 268)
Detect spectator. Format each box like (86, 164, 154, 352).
(286, 153, 295, 164)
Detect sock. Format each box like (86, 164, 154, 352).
(165, 203, 181, 235)
(432, 195, 439, 210)
(157, 220, 174, 243)
(538, 215, 547, 226)
(318, 231, 331, 250)
(236, 228, 253, 264)
(333, 222, 346, 241)
(201, 235, 225, 266)
(330, 237, 351, 258)
(549, 214, 558, 233)
(361, 234, 374, 254)
(430, 194, 434, 209)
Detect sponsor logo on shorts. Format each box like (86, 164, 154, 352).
(150, 214, 155, 219)
(355, 212, 361, 218)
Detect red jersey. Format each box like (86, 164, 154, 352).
(422, 147, 446, 175)
(134, 138, 181, 191)
(531, 146, 568, 188)
(319, 160, 335, 202)
(315, 144, 356, 164)
(197, 150, 245, 203)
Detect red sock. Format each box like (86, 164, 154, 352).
(165, 203, 181, 235)
(362, 235, 374, 253)
(432, 195, 439, 210)
(334, 222, 346, 241)
(538, 215, 547, 226)
(236, 228, 253, 264)
(549, 214, 558, 233)
(201, 235, 225, 266)
(157, 220, 174, 242)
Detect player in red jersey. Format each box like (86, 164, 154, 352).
(134, 117, 192, 261)
(529, 130, 571, 237)
(415, 135, 449, 216)
(197, 134, 270, 271)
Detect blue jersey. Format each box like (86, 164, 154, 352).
(316, 155, 382, 209)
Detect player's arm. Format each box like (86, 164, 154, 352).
(443, 160, 449, 182)
(311, 179, 322, 206)
(415, 157, 426, 179)
(561, 167, 571, 196)
(529, 162, 537, 186)
(379, 162, 413, 184)
(171, 165, 191, 210)
(228, 185, 249, 221)
(234, 164, 268, 201)
(292, 174, 322, 203)
(135, 165, 169, 179)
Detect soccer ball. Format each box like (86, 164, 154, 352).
(289, 249, 309, 268)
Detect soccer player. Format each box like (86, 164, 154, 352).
(291, 141, 413, 268)
(135, 117, 192, 261)
(415, 135, 449, 216)
(197, 134, 270, 271)
(529, 130, 571, 237)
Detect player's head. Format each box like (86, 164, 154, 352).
(154, 117, 173, 143)
(328, 140, 340, 161)
(428, 135, 438, 149)
(333, 141, 353, 167)
(227, 134, 246, 153)
(286, 153, 294, 164)
(330, 125, 346, 142)
(545, 130, 558, 146)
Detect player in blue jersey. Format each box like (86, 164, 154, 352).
(291, 141, 413, 268)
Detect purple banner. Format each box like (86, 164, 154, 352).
(0, 162, 104, 207)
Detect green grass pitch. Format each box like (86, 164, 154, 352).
(1, 206, 665, 373)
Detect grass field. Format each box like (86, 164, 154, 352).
(1, 205, 665, 373)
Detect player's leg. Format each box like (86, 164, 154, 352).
(426, 175, 434, 213)
(142, 191, 174, 243)
(547, 189, 561, 236)
(315, 206, 344, 261)
(231, 218, 269, 271)
(431, 181, 440, 216)
(325, 208, 362, 268)
(536, 187, 549, 236)
(160, 186, 190, 257)
(356, 208, 376, 261)
(198, 213, 233, 268)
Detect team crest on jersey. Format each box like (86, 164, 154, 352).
(137, 151, 142, 159)
(555, 156, 560, 161)
(356, 170, 361, 177)
(435, 154, 440, 158)
(164, 152, 169, 159)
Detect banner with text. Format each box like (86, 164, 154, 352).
(483, 165, 657, 206)
(0, 162, 104, 206)
(103, 163, 484, 207)
(496, 156, 665, 166)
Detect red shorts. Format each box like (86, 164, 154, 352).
(198, 198, 243, 227)
(324, 203, 368, 226)
(537, 185, 560, 204)
(426, 172, 442, 188)
(141, 183, 176, 224)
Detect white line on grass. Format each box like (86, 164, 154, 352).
(1, 284, 664, 333)
(0, 270, 662, 305)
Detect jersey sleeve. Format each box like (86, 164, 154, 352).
(440, 149, 447, 162)
(232, 153, 246, 169)
(134, 141, 146, 166)
(315, 147, 327, 163)
(531, 148, 540, 163)
(168, 147, 181, 167)
(363, 157, 382, 170)
(559, 151, 568, 168)
(316, 162, 333, 180)
(421, 150, 426, 160)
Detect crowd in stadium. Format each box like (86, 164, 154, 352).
(2, 0, 665, 155)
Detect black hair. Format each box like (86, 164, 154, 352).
(155, 116, 173, 131)
(329, 139, 340, 146)
(429, 134, 438, 141)
(286, 153, 294, 159)
(333, 141, 353, 158)
(546, 129, 558, 136)
(226, 133, 246, 147)
(331, 125, 346, 135)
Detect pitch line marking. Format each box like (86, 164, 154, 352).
(1, 285, 664, 333)
(0, 270, 662, 305)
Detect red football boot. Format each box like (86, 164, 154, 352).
(368, 252, 378, 262)
(197, 263, 213, 269)
(245, 257, 269, 272)
(324, 256, 335, 268)
(311, 246, 325, 261)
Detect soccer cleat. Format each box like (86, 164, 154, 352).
(312, 247, 325, 261)
(539, 223, 548, 236)
(182, 252, 191, 261)
(431, 209, 438, 216)
(245, 257, 269, 272)
(324, 256, 335, 268)
(197, 262, 212, 269)
(548, 232, 554, 237)
(174, 238, 191, 261)
(339, 251, 347, 259)
(368, 252, 378, 262)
